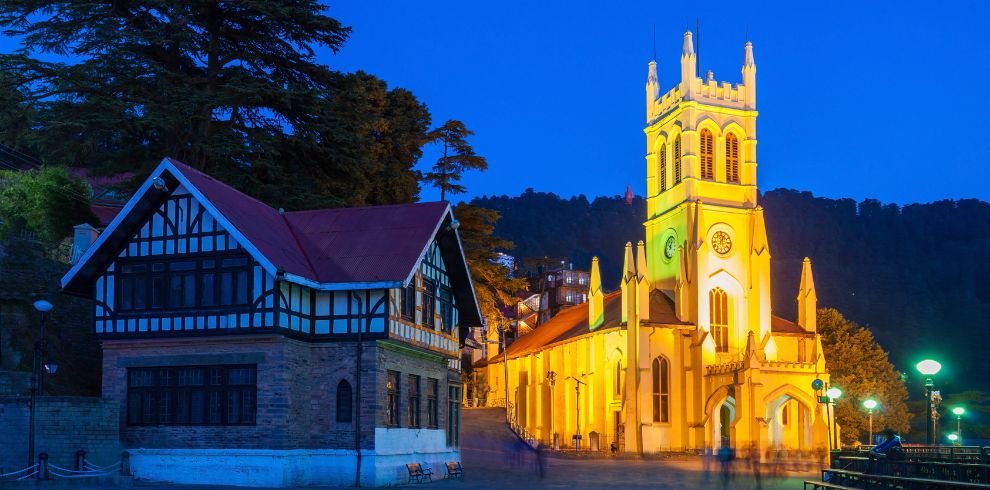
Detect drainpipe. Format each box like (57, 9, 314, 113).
(353, 293, 365, 487)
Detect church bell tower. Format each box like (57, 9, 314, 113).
(643, 32, 770, 354)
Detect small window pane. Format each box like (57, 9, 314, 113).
(201, 273, 215, 306)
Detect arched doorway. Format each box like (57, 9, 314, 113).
(766, 393, 813, 450)
(712, 396, 736, 449)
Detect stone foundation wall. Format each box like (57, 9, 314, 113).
(0, 396, 120, 473)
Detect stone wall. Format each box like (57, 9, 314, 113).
(0, 396, 120, 473)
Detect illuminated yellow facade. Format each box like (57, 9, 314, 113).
(483, 32, 831, 454)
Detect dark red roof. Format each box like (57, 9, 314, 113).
(770, 315, 808, 334)
(90, 205, 122, 227)
(167, 158, 447, 286)
(284, 202, 447, 284)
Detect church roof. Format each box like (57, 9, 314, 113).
(480, 287, 810, 365)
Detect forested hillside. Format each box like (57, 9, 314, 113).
(472, 189, 990, 393)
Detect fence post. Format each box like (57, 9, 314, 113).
(121, 451, 131, 476)
(76, 449, 87, 471)
(38, 452, 49, 480)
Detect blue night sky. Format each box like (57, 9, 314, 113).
(324, 0, 990, 204)
(1, 1, 987, 205)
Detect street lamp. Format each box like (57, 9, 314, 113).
(947, 433, 959, 445)
(28, 299, 53, 467)
(916, 359, 942, 445)
(952, 407, 965, 441)
(565, 373, 590, 452)
(862, 399, 879, 445)
(826, 387, 842, 450)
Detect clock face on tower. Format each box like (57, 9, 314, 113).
(664, 235, 677, 259)
(711, 231, 732, 255)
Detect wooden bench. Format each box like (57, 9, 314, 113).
(445, 461, 464, 480)
(803, 481, 858, 490)
(405, 463, 430, 483)
(824, 468, 990, 489)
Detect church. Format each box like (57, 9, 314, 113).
(481, 31, 832, 454)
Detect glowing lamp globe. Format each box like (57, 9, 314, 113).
(826, 387, 843, 400)
(863, 399, 878, 410)
(952, 407, 965, 416)
(948, 433, 959, 442)
(33, 300, 53, 313)
(916, 360, 942, 376)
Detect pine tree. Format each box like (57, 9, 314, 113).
(423, 120, 487, 202)
(0, 1, 350, 174)
(453, 203, 526, 327)
(817, 308, 912, 444)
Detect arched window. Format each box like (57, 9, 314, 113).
(700, 128, 714, 180)
(336, 379, 353, 423)
(673, 135, 682, 184)
(652, 357, 670, 423)
(659, 143, 667, 192)
(614, 362, 623, 397)
(709, 288, 729, 352)
(726, 133, 740, 183)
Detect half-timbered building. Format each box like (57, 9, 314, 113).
(61, 157, 481, 487)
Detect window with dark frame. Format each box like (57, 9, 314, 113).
(117, 255, 251, 313)
(336, 380, 353, 423)
(422, 279, 436, 330)
(408, 375, 421, 428)
(386, 370, 400, 427)
(126, 364, 256, 426)
(447, 385, 461, 446)
(438, 286, 453, 333)
(400, 281, 416, 321)
(427, 378, 439, 428)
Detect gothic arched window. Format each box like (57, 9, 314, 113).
(336, 379, 353, 423)
(652, 357, 670, 423)
(673, 135, 682, 184)
(659, 143, 668, 192)
(710, 288, 729, 352)
(726, 133, 740, 183)
(614, 362, 623, 397)
(700, 128, 714, 180)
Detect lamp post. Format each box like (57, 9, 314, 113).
(826, 387, 843, 451)
(952, 407, 965, 442)
(28, 299, 53, 468)
(565, 374, 588, 452)
(916, 359, 942, 445)
(863, 399, 879, 445)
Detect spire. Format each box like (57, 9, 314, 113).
(625, 184, 634, 206)
(682, 30, 695, 57)
(646, 61, 660, 122)
(680, 30, 697, 99)
(741, 40, 756, 109)
(588, 256, 604, 330)
(621, 241, 635, 324)
(751, 206, 769, 256)
(797, 257, 818, 332)
(636, 240, 650, 320)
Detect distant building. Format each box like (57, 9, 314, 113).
(61, 158, 481, 487)
(481, 33, 831, 455)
